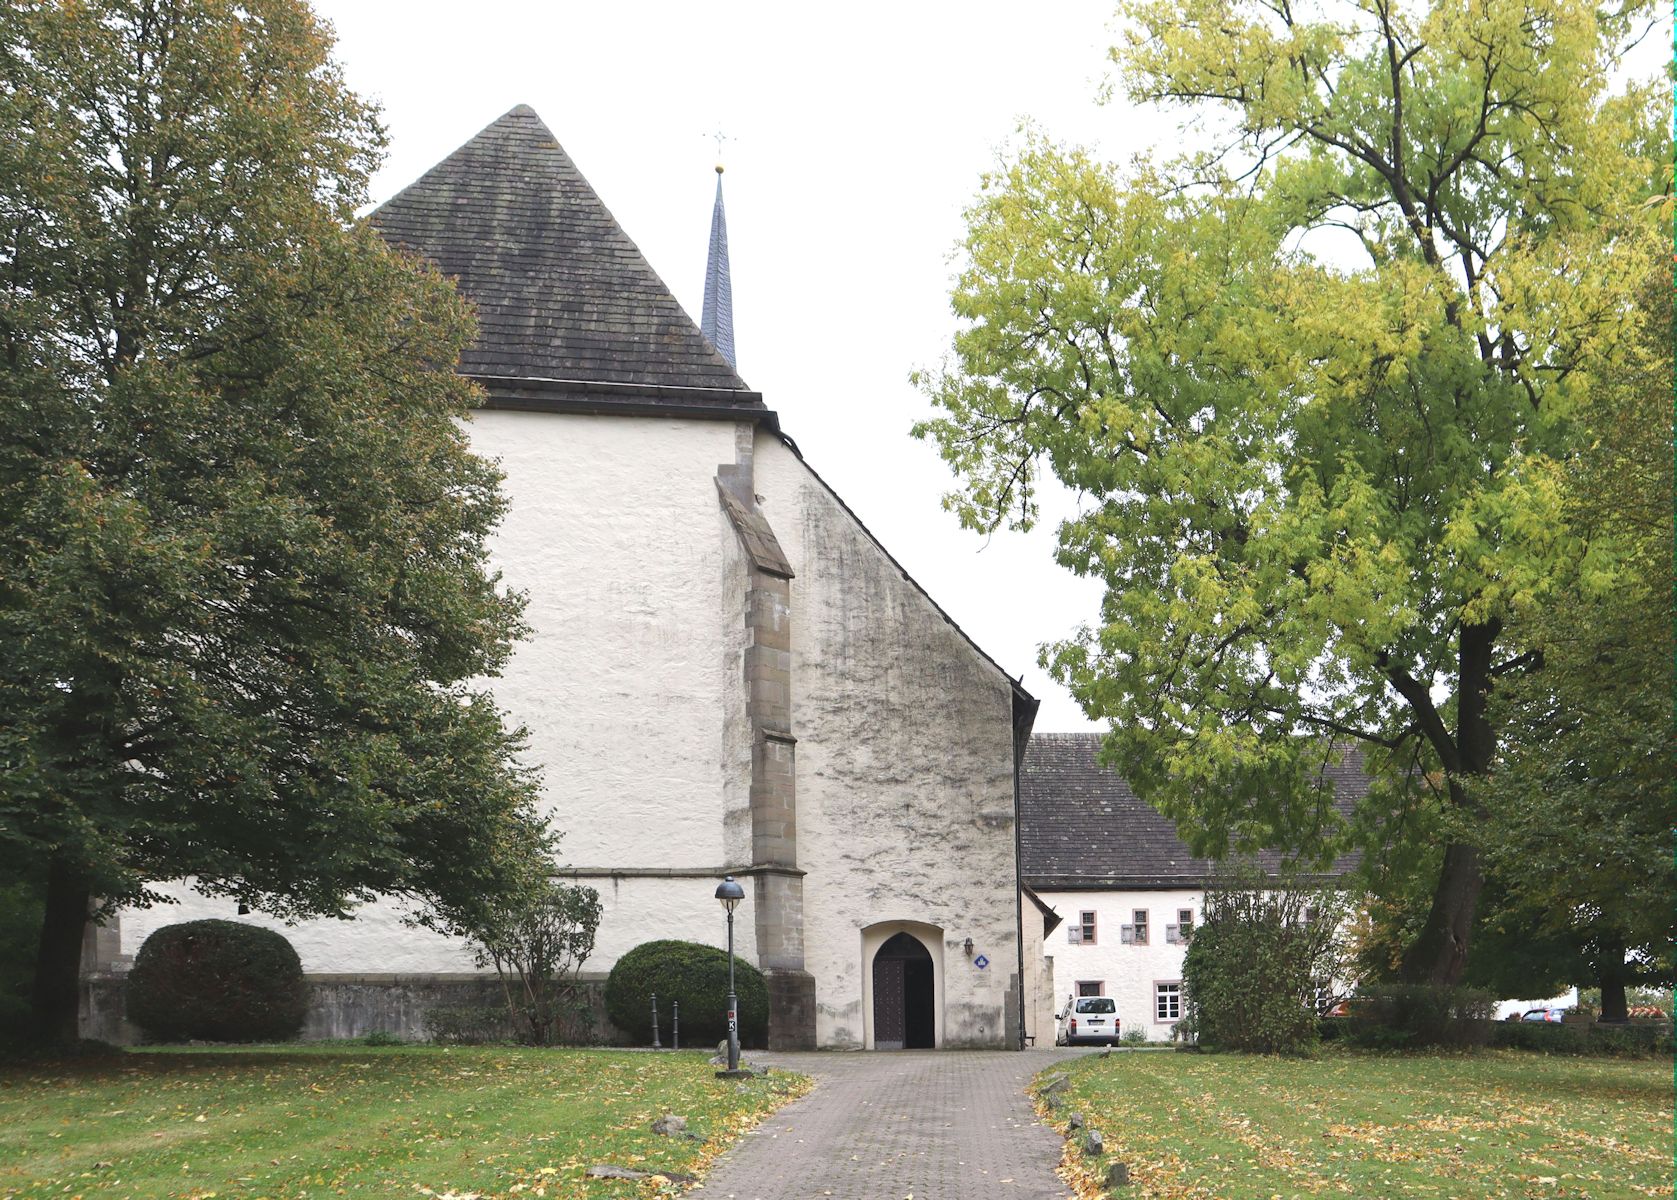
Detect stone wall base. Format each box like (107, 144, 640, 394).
(80, 972, 622, 1046)
(764, 968, 816, 1050)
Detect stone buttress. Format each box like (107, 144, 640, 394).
(717, 424, 816, 1049)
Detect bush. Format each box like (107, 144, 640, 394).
(1181, 869, 1344, 1055)
(605, 939, 767, 1047)
(460, 879, 602, 1046)
(1121, 1027, 1150, 1045)
(1346, 983, 1495, 1049)
(127, 920, 307, 1042)
(1493, 1019, 1674, 1057)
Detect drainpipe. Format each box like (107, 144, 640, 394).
(1010, 684, 1040, 1050)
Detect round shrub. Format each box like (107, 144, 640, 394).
(604, 939, 767, 1047)
(127, 920, 308, 1042)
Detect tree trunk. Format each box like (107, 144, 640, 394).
(30, 854, 92, 1046)
(1398, 841, 1484, 984)
(1397, 620, 1498, 986)
(1596, 935, 1629, 1023)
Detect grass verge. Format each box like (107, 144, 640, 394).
(1034, 1047, 1672, 1200)
(0, 1044, 809, 1199)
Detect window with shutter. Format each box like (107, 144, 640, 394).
(1132, 909, 1149, 945)
(1079, 911, 1097, 945)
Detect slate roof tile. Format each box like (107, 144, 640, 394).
(1020, 733, 1366, 888)
(371, 105, 759, 406)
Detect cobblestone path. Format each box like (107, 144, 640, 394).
(698, 1049, 1086, 1200)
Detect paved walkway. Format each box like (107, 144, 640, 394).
(698, 1049, 1088, 1200)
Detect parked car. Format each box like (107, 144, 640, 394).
(1062, 996, 1121, 1046)
(1522, 1007, 1567, 1023)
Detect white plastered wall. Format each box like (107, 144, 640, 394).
(116, 411, 756, 976)
(753, 434, 1023, 1049)
(1039, 888, 1202, 1041)
(1020, 893, 1059, 1046)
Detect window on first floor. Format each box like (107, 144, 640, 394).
(1076, 980, 1104, 997)
(1132, 908, 1149, 945)
(1155, 981, 1182, 1022)
(1077, 910, 1097, 944)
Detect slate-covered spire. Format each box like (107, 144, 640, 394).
(700, 165, 736, 368)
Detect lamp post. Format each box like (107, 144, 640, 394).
(715, 875, 745, 1074)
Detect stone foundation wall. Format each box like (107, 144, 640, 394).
(80, 973, 625, 1046)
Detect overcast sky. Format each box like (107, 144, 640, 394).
(311, 0, 1181, 731)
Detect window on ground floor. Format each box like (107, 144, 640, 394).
(1076, 980, 1104, 997)
(1155, 981, 1182, 1022)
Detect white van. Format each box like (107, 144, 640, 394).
(1060, 995, 1121, 1045)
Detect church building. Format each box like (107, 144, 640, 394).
(105, 107, 1045, 1051)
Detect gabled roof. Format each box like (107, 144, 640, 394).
(1020, 733, 1366, 889)
(372, 106, 763, 413)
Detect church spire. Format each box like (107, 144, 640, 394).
(700, 164, 736, 368)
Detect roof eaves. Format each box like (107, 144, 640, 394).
(472, 374, 778, 432)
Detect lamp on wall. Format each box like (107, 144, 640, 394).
(714, 876, 746, 1074)
(963, 937, 975, 958)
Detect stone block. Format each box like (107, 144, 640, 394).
(765, 968, 816, 1050)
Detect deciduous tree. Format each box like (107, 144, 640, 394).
(0, 0, 548, 1043)
(1474, 261, 1673, 1021)
(915, 0, 1664, 982)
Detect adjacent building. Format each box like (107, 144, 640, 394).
(1019, 733, 1367, 1042)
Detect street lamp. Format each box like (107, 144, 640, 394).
(715, 875, 745, 1074)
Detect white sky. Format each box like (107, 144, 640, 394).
(308, 0, 1176, 732)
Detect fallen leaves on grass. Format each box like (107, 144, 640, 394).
(1031, 1050, 1673, 1200)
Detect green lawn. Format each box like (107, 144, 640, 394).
(1037, 1049, 1673, 1200)
(0, 1044, 807, 1200)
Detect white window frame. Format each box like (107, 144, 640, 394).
(1154, 980, 1182, 1023)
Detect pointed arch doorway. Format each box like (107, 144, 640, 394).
(871, 931, 936, 1049)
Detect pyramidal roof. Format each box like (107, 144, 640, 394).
(372, 106, 762, 412)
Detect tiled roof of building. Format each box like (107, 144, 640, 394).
(371, 106, 761, 409)
(1020, 733, 1366, 889)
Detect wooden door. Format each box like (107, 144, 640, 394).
(873, 956, 905, 1049)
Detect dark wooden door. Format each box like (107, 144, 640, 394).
(873, 957, 905, 1049)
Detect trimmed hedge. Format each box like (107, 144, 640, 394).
(127, 920, 308, 1043)
(1492, 1019, 1674, 1057)
(1344, 983, 1496, 1049)
(604, 939, 767, 1047)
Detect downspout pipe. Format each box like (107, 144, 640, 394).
(1010, 683, 1040, 1049)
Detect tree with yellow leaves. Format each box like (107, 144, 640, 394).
(915, 0, 1666, 983)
